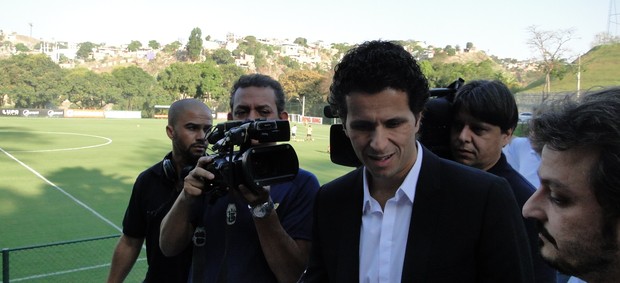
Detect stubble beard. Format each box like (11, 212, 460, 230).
(541, 224, 619, 279)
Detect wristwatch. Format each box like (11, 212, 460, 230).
(249, 199, 275, 218)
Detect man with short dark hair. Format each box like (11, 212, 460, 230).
(160, 74, 320, 283)
(449, 79, 556, 282)
(523, 87, 620, 283)
(108, 99, 212, 283)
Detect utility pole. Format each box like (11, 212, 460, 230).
(576, 54, 581, 98)
(28, 22, 33, 38)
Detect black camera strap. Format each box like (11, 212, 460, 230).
(215, 202, 236, 283)
(191, 194, 208, 282)
(191, 195, 235, 283)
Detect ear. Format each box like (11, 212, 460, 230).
(166, 125, 174, 139)
(279, 111, 289, 120)
(414, 112, 423, 128)
(501, 128, 514, 147)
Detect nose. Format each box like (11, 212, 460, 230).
(522, 188, 545, 220)
(198, 126, 210, 142)
(369, 126, 389, 151)
(456, 126, 473, 142)
(247, 110, 261, 121)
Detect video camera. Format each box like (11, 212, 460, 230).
(325, 78, 464, 167)
(202, 119, 299, 196)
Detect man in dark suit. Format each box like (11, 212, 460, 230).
(301, 41, 534, 283)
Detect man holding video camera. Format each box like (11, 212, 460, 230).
(160, 74, 320, 283)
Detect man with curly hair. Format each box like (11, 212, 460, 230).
(301, 40, 534, 282)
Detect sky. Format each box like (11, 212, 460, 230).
(0, 0, 615, 60)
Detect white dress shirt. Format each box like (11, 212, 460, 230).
(503, 136, 541, 188)
(359, 142, 423, 283)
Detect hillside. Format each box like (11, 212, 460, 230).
(520, 43, 620, 94)
(4, 32, 618, 92)
(440, 50, 491, 64)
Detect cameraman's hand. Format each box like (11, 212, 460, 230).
(236, 184, 270, 207)
(183, 155, 217, 197)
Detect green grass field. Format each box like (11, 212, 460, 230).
(0, 117, 352, 282)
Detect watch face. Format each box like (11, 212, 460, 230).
(251, 200, 273, 218)
(252, 206, 266, 217)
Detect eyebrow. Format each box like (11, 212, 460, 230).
(540, 177, 571, 192)
(235, 104, 273, 111)
(348, 120, 373, 127)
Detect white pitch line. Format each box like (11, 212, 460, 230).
(10, 257, 148, 282)
(0, 147, 122, 232)
(0, 131, 113, 153)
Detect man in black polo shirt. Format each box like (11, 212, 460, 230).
(107, 99, 212, 283)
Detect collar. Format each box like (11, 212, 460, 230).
(362, 141, 423, 213)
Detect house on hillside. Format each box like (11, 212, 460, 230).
(281, 42, 301, 57)
(235, 54, 256, 71)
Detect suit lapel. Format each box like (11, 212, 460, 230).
(336, 167, 365, 282)
(401, 148, 444, 282)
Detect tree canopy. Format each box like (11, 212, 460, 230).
(148, 40, 161, 50)
(186, 27, 203, 61)
(127, 40, 143, 52)
(0, 54, 65, 108)
(76, 42, 97, 60)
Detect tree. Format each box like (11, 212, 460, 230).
(526, 25, 575, 101)
(157, 62, 201, 99)
(14, 43, 29, 52)
(294, 37, 308, 47)
(444, 45, 456, 56)
(465, 42, 474, 51)
(195, 61, 225, 101)
(279, 70, 328, 116)
(148, 40, 161, 50)
(211, 48, 235, 65)
(331, 43, 354, 57)
(99, 72, 122, 107)
(76, 42, 96, 60)
(163, 41, 182, 53)
(112, 66, 157, 109)
(278, 56, 301, 71)
(186, 27, 203, 62)
(214, 64, 246, 112)
(58, 54, 71, 64)
(0, 54, 65, 108)
(65, 68, 102, 108)
(418, 60, 436, 83)
(64, 68, 121, 109)
(127, 40, 142, 52)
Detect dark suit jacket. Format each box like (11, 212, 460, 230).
(489, 153, 556, 283)
(302, 147, 534, 283)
